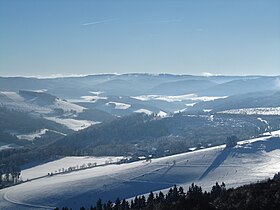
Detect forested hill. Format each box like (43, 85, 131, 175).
(49, 112, 280, 157)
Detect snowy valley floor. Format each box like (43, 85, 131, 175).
(0, 133, 280, 210)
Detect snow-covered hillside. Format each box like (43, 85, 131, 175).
(0, 91, 85, 114)
(21, 156, 125, 180)
(0, 91, 97, 132)
(219, 107, 280, 115)
(132, 94, 226, 103)
(0, 132, 279, 210)
(44, 117, 97, 131)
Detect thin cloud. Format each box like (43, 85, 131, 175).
(82, 19, 115, 26)
(157, 19, 182, 23)
(138, 19, 182, 24)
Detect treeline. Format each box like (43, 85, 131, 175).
(51, 112, 280, 157)
(0, 163, 21, 189)
(55, 174, 280, 210)
(2, 112, 280, 170)
(0, 106, 70, 135)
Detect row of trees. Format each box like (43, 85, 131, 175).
(0, 164, 21, 188)
(48, 162, 98, 176)
(55, 182, 226, 210)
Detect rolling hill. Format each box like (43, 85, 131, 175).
(0, 132, 279, 209)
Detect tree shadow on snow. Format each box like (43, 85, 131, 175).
(199, 136, 280, 180)
(199, 147, 232, 180)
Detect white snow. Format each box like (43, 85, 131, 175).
(89, 91, 104, 95)
(106, 102, 131, 110)
(132, 94, 226, 102)
(157, 111, 168, 117)
(80, 91, 107, 102)
(1, 134, 279, 209)
(203, 109, 212, 113)
(219, 107, 280, 115)
(80, 96, 97, 101)
(51, 99, 85, 113)
(174, 108, 187, 114)
(174, 103, 196, 113)
(45, 117, 98, 131)
(80, 95, 108, 102)
(33, 89, 48, 93)
(16, 129, 66, 141)
(0, 91, 86, 114)
(16, 129, 48, 141)
(21, 156, 124, 180)
(1, 91, 25, 102)
(257, 117, 268, 124)
(134, 109, 153, 115)
(0, 92, 51, 113)
(186, 103, 196, 107)
(0, 144, 23, 151)
(262, 129, 280, 137)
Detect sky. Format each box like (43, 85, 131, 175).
(0, 0, 280, 77)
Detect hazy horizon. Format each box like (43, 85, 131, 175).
(1, 72, 280, 79)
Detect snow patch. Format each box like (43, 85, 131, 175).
(262, 130, 280, 137)
(89, 91, 104, 95)
(52, 99, 85, 113)
(257, 117, 268, 125)
(1, 91, 25, 102)
(0, 144, 23, 151)
(17, 129, 48, 141)
(33, 89, 48, 93)
(134, 109, 153, 115)
(80, 95, 108, 102)
(220, 107, 280, 116)
(106, 102, 131, 110)
(45, 117, 98, 131)
(132, 94, 226, 102)
(16, 129, 66, 141)
(186, 103, 196, 107)
(203, 109, 212, 113)
(157, 111, 168, 118)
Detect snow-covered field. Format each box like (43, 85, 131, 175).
(0, 91, 86, 114)
(16, 129, 48, 141)
(1, 91, 25, 102)
(106, 102, 131, 110)
(134, 109, 153, 115)
(0, 132, 279, 210)
(157, 111, 168, 117)
(80, 95, 108, 102)
(44, 117, 98, 131)
(51, 99, 85, 113)
(132, 94, 226, 102)
(219, 107, 280, 115)
(21, 156, 125, 180)
(16, 129, 67, 141)
(0, 144, 23, 151)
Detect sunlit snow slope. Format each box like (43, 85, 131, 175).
(0, 133, 279, 210)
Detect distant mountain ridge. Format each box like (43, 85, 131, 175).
(1, 74, 278, 98)
(1, 74, 280, 154)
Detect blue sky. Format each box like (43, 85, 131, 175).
(0, 0, 279, 77)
